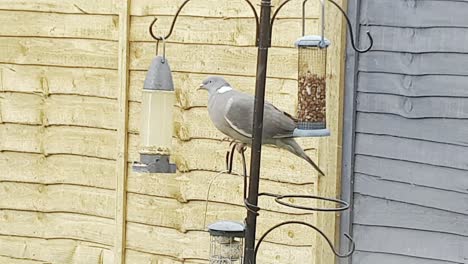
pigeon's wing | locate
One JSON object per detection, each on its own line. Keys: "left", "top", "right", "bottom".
{"left": 223, "top": 93, "right": 295, "bottom": 139}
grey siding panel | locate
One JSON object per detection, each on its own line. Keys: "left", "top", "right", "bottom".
{"left": 361, "top": 26, "right": 468, "bottom": 53}
{"left": 353, "top": 251, "right": 463, "bottom": 264}
{"left": 354, "top": 133, "right": 468, "bottom": 171}
{"left": 353, "top": 195, "right": 468, "bottom": 236}
{"left": 354, "top": 174, "right": 468, "bottom": 215}
{"left": 355, "top": 112, "right": 468, "bottom": 146}
{"left": 360, "top": 0, "right": 468, "bottom": 28}
{"left": 353, "top": 225, "right": 468, "bottom": 263}
{"left": 354, "top": 155, "right": 468, "bottom": 194}
{"left": 357, "top": 72, "right": 468, "bottom": 97}
{"left": 356, "top": 93, "right": 468, "bottom": 119}
{"left": 359, "top": 51, "right": 468, "bottom": 75}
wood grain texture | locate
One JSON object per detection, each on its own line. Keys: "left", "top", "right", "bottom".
{"left": 357, "top": 72, "right": 468, "bottom": 98}
{"left": 0, "top": 152, "right": 115, "bottom": 189}
{"left": 356, "top": 112, "right": 468, "bottom": 146}
{"left": 126, "top": 222, "right": 313, "bottom": 264}
{"left": 361, "top": 25, "right": 468, "bottom": 53}
{"left": 127, "top": 134, "right": 320, "bottom": 183}
{"left": 130, "top": 42, "right": 297, "bottom": 79}
{"left": 126, "top": 249, "right": 204, "bottom": 264}
{"left": 127, "top": 194, "right": 315, "bottom": 246}
{"left": 0, "top": 210, "right": 114, "bottom": 246}
{"left": 0, "top": 64, "right": 118, "bottom": 99}
{"left": 0, "top": 10, "right": 119, "bottom": 41}
{"left": 0, "top": 0, "right": 119, "bottom": 14}
{"left": 354, "top": 173, "right": 468, "bottom": 215}
{"left": 0, "top": 124, "right": 117, "bottom": 160}
{"left": 0, "top": 235, "right": 113, "bottom": 264}
{"left": 354, "top": 155, "right": 468, "bottom": 194}
{"left": 0, "top": 37, "right": 117, "bottom": 69}
{"left": 130, "top": 0, "right": 320, "bottom": 18}
{"left": 131, "top": 15, "right": 319, "bottom": 47}
{"left": 0, "top": 182, "right": 114, "bottom": 218}
{"left": 353, "top": 225, "right": 468, "bottom": 263}
{"left": 353, "top": 194, "right": 468, "bottom": 236}
{"left": 355, "top": 133, "right": 468, "bottom": 171}
{"left": 357, "top": 92, "right": 468, "bottom": 119}
{"left": 359, "top": 51, "right": 468, "bottom": 76}
{"left": 360, "top": 0, "right": 468, "bottom": 28}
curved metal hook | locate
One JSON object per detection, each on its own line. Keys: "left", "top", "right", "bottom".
{"left": 328, "top": 0, "right": 373, "bottom": 53}
{"left": 254, "top": 221, "right": 355, "bottom": 260}
{"left": 149, "top": 0, "right": 259, "bottom": 44}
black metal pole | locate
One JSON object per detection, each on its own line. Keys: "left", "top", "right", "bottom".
{"left": 244, "top": 1, "right": 271, "bottom": 263}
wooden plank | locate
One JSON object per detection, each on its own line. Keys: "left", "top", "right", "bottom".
{"left": 127, "top": 134, "right": 320, "bottom": 183}
{"left": 354, "top": 173, "right": 468, "bottom": 215}
{"left": 0, "top": 235, "right": 113, "bottom": 264}
{"left": 0, "top": 64, "right": 118, "bottom": 99}
{"left": 0, "top": 124, "right": 117, "bottom": 160}
{"left": 115, "top": 1, "right": 131, "bottom": 263}
{"left": 353, "top": 225, "right": 468, "bottom": 263}
{"left": 355, "top": 133, "right": 468, "bottom": 171}
{"left": 353, "top": 195, "right": 468, "bottom": 236}
{"left": 356, "top": 92, "right": 468, "bottom": 119}
{"left": 353, "top": 251, "right": 460, "bottom": 264}
{"left": 357, "top": 72, "right": 468, "bottom": 98}
{"left": 354, "top": 155, "right": 468, "bottom": 194}
{"left": 0, "top": 37, "right": 117, "bottom": 69}
{"left": 0, "top": 92, "right": 118, "bottom": 129}
{"left": 130, "top": 15, "right": 319, "bottom": 47}
{"left": 0, "top": 182, "right": 114, "bottom": 218}
{"left": 127, "top": 194, "right": 315, "bottom": 246}
{"left": 129, "top": 42, "right": 297, "bottom": 79}
{"left": 126, "top": 222, "right": 312, "bottom": 263}
{"left": 126, "top": 250, "right": 204, "bottom": 264}
{"left": 130, "top": 0, "right": 319, "bottom": 18}
{"left": 0, "top": 10, "right": 119, "bottom": 41}
{"left": 359, "top": 51, "right": 468, "bottom": 76}
{"left": 0, "top": 152, "right": 115, "bottom": 189}
{"left": 0, "top": 256, "right": 45, "bottom": 264}
{"left": 360, "top": 25, "right": 468, "bottom": 53}
{"left": 129, "top": 70, "right": 298, "bottom": 109}
{"left": 0, "top": 210, "right": 114, "bottom": 246}
{"left": 0, "top": 0, "right": 119, "bottom": 14}
{"left": 360, "top": 0, "right": 468, "bottom": 28}
{"left": 356, "top": 112, "right": 468, "bottom": 147}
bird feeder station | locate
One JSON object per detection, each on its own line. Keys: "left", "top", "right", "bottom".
{"left": 208, "top": 221, "right": 245, "bottom": 264}
{"left": 133, "top": 52, "right": 177, "bottom": 173}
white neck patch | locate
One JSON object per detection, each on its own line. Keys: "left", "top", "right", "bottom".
{"left": 217, "top": 86, "right": 233, "bottom": 94}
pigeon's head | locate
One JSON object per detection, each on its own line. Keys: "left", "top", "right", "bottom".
{"left": 199, "top": 76, "right": 231, "bottom": 95}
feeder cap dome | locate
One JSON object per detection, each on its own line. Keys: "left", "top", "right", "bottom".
{"left": 143, "top": 56, "right": 174, "bottom": 91}
{"left": 208, "top": 221, "right": 245, "bottom": 237}
{"left": 295, "top": 35, "right": 331, "bottom": 48}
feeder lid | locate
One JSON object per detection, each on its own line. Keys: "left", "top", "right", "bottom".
{"left": 143, "top": 56, "right": 174, "bottom": 91}
{"left": 295, "top": 35, "right": 331, "bottom": 48}
{"left": 208, "top": 221, "right": 245, "bottom": 237}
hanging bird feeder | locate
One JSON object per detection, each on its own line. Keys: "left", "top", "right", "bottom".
{"left": 293, "top": 0, "right": 330, "bottom": 137}
{"left": 133, "top": 39, "right": 176, "bottom": 173}
{"left": 208, "top": 221, "right": 245, "bottom": 264}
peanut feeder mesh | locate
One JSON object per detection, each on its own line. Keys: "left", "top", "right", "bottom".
{"left": 295, "top": 36, "right": 330, "bottom": 130}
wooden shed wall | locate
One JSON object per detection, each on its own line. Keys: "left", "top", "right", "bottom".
{"left": 0, "top": 1, "right": 347, "bottom": 263}
{"left": 342, "top": 0, "right": 468, "bottom": 263}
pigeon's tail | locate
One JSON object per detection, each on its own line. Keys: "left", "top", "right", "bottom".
{"left": 277, "top": 138, "right": 325, "bottom": 176}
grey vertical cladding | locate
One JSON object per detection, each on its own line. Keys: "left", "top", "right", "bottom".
{"left": 343, "top": 0, "right": 468, "bottom": 263}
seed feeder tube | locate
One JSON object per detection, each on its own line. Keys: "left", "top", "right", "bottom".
{"left": 133, "top": 55, "right": 176, "bottom": 173}
{"left": 208, "top": 221, "right": 245, "bottom": 264}
{"left": 293, "top": 35, "right": 331, "bottom": 137}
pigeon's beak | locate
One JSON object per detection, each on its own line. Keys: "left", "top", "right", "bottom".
{"left": 197, "top": 84, "right": 204, "bottom": 91}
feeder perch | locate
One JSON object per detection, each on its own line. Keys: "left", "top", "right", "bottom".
{"left": 133, "top": 55, "right": 176, "bottom": 173}
{"left": 208, "top": 221, "right": 245, "bottom": 264}
{"left": 293, "top": 35, "right": 331, "bottom": 137}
